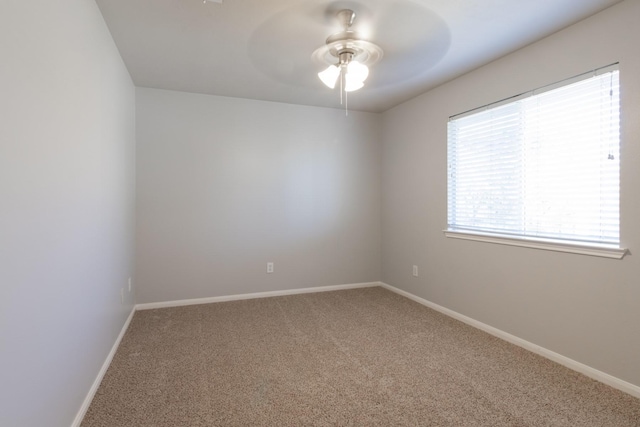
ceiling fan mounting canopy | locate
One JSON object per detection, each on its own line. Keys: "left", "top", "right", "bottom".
{"left": 322, "top": 9, "right": 383, "bottom": 68}
{"left": 336, "top": 8, "right": 356, "bottom": 28}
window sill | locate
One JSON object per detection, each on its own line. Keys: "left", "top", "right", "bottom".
{"left": 443, "top": 230, "right": 628, "bottom": 259}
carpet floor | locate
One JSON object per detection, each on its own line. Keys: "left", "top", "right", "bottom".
{"left": 81, "top": 287, "right": 640, "bottom": 426}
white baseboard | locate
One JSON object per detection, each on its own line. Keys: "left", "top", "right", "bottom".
{"left": 379, "top": 282, "right": 640, "bottom": 399}
{"left": 135, "top": 281, "right": 380, "bottom": 311}
{"left": 71, "top": 307, "right": 136, "bottom": 427}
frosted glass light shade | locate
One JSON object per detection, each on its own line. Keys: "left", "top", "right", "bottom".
{"left": 318, "top": 65, "right": 340, "bottom": 89}
{"left": 345, "top": 76, "right": 364, "bottom": 92}
{"left": 344, "top": 60, "right": 368, "bottom": 92}
{"left": 319, "top": 60, "right": 369, "bottom": 92}
{"left": 347, "top": 61, "right": 369, "bottom": 82}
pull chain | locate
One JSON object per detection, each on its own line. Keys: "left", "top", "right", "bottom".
{"left": 345, "top": 84, "right": 348, "bottom": 116}
{"left": 340, "top": 67, "right": 344, "bottom": 106}
{"left": 336, "top": 64, "right": 350, "bottom": 116}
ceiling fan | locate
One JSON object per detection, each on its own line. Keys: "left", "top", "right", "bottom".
{"left": 246, "top": 0, "right": 448, "bottom": 112}
{"left": 315, "top": 9, "right": 383, "bottom": 93}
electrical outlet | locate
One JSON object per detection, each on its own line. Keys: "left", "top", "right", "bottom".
{"left": 412, "top": 265, "right": 418, "bottom": 277}
{"left": 267, "top": 262, "right": 274, "bottom": 273}
{"left": 128, "top": 277, "right": 132, "bottom": 292}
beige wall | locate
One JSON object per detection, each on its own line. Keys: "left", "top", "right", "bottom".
{"left": 381, "top": 0, "right": 640, "bottom": 388}
{"left": 0, "top": 1, "right": 136, "bottom": 426}
{"left": 135, "top": 88, "right": 381, "bottom": 303}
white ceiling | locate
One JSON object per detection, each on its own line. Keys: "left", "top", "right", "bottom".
{"left": 95, "top": 0, "right": 622, "bottom": 113}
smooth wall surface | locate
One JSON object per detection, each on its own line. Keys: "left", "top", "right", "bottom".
{"left": 136, "top": 88, "right": 381, "bottom": 303}
{"left": 381, "top": 0, "right": 640, "bottom": 388}
{"left": 0, "top": 1, "right": 136, "bottom": 426}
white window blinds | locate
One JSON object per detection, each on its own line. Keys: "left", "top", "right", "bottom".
{"left": 447, "top": 65, "right": 620, "bottom": 247}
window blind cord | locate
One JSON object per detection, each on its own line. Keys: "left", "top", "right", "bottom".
{"left": 608, "top": 72, "right": 615, "bottom": 160}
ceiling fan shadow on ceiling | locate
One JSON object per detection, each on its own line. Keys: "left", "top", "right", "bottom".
{"left": 313, "top": 8, "right": 383, "bottom": 115}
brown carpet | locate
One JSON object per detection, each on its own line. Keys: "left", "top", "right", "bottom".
{"left": 81, "top": 287, "right": 640, "bottom": 426}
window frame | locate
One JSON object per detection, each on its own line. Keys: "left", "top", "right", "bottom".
{"left": 444, "top": 64, "right": 628, "bottom": 259}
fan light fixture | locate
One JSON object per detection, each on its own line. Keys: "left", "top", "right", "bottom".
{"left": 319, "top": 59, "right": 369, "bottom": 91}
{"left": 316, "top": 9, "right": 383, "bottom": 112}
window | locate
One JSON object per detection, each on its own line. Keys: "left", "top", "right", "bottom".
{"left": 446, "top": 64, "right": 627, "bottom": 259}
